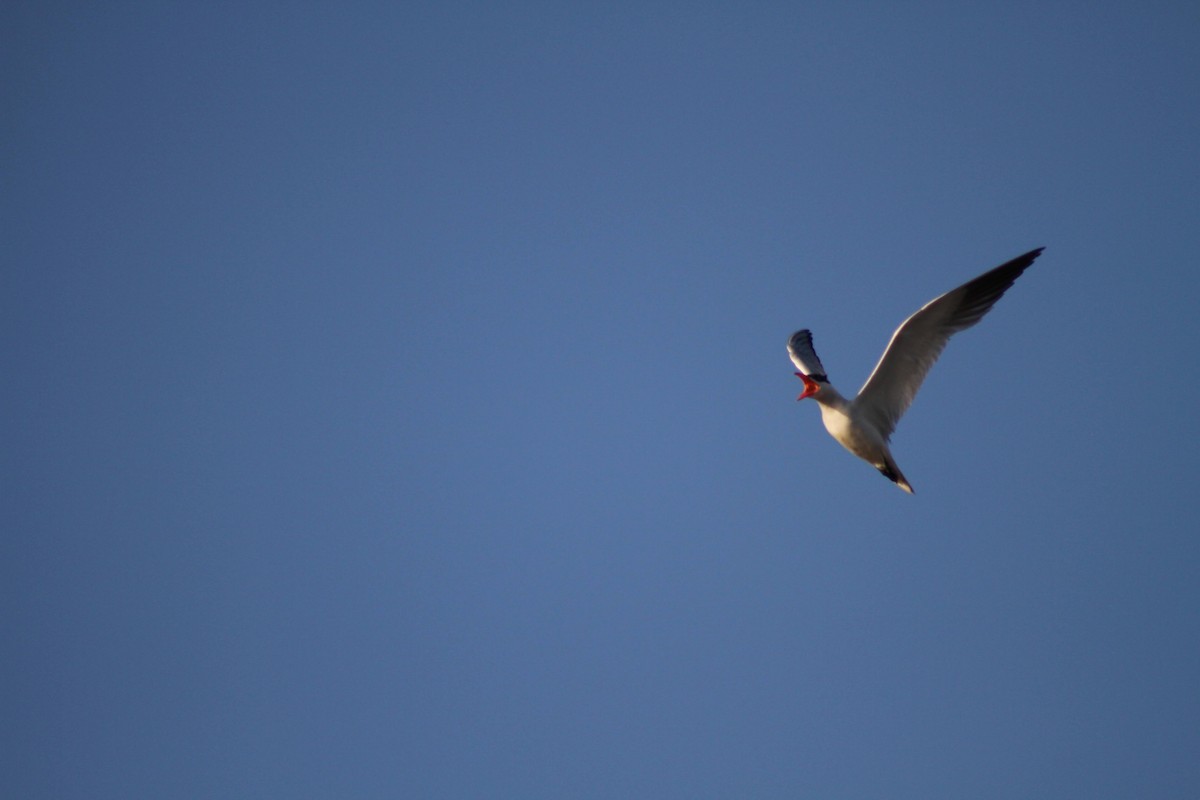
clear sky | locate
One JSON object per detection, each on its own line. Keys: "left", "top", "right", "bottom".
{"left": 5, "top": 3, "right": 1199, "bottom": 798}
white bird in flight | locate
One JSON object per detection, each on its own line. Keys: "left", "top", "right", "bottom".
{"left": 788, "top": 248, "right": 1044, "bottom": 493}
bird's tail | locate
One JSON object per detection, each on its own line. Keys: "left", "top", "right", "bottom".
{"left": 878, "top": 455, "right": 915, "bottom": 494}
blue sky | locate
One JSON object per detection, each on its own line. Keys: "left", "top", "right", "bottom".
{"left": 4, "top": 3, "right": 1199, "bottom": 797}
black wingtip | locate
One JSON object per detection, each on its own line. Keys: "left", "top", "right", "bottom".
{"left": 1014, "top": 246, "right": 1046, "bottom": 268}
{"left": 1004, "top": 247, "right": 1045, "bottom": 270}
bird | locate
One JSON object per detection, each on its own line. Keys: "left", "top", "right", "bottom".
{"left": 788, "top": 247, "right": 1044, "bottom": 493}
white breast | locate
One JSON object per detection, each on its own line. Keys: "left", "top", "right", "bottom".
{"left": 819, "top": 403, "right": 887, "bottom": 464}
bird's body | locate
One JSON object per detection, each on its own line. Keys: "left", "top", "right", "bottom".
{"left": 802, "top": 378, "right": 913, "bottom": 493}
{"left": 788, "top": 248, "right": 1044, "bottom": 493}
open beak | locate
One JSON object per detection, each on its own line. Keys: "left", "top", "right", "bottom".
{"left": 794, "top": 372, "right": 820, "bottom": 401}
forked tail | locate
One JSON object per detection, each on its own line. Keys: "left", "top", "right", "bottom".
{"left": 878, "top": 455, "right": 915, "bottom": 494}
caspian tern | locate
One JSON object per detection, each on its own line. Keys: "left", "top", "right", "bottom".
{"left": 788, "top": 247, "right": 1044, "bottom": 493}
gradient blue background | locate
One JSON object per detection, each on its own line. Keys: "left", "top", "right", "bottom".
{"left": 5, "top": 3, "right": 1199, "bottom": 797}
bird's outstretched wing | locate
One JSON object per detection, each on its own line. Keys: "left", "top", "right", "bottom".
{"left": 787, "top": 329, "right": 828, "bottom": 381}
{"left": 853, "top": 247, "right": 1044, "bottom": 441}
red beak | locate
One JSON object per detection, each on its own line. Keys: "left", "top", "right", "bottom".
{"left": 794, "top": 372, "right": 820, "bottom": 401}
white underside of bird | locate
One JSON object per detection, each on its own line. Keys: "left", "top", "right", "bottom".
{"left": 788, "top": 247, "right": 1044, "bottom": 493}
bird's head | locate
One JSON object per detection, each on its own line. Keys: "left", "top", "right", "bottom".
{"left": 794, "top": 372, "right": 822, "bottom": 401}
